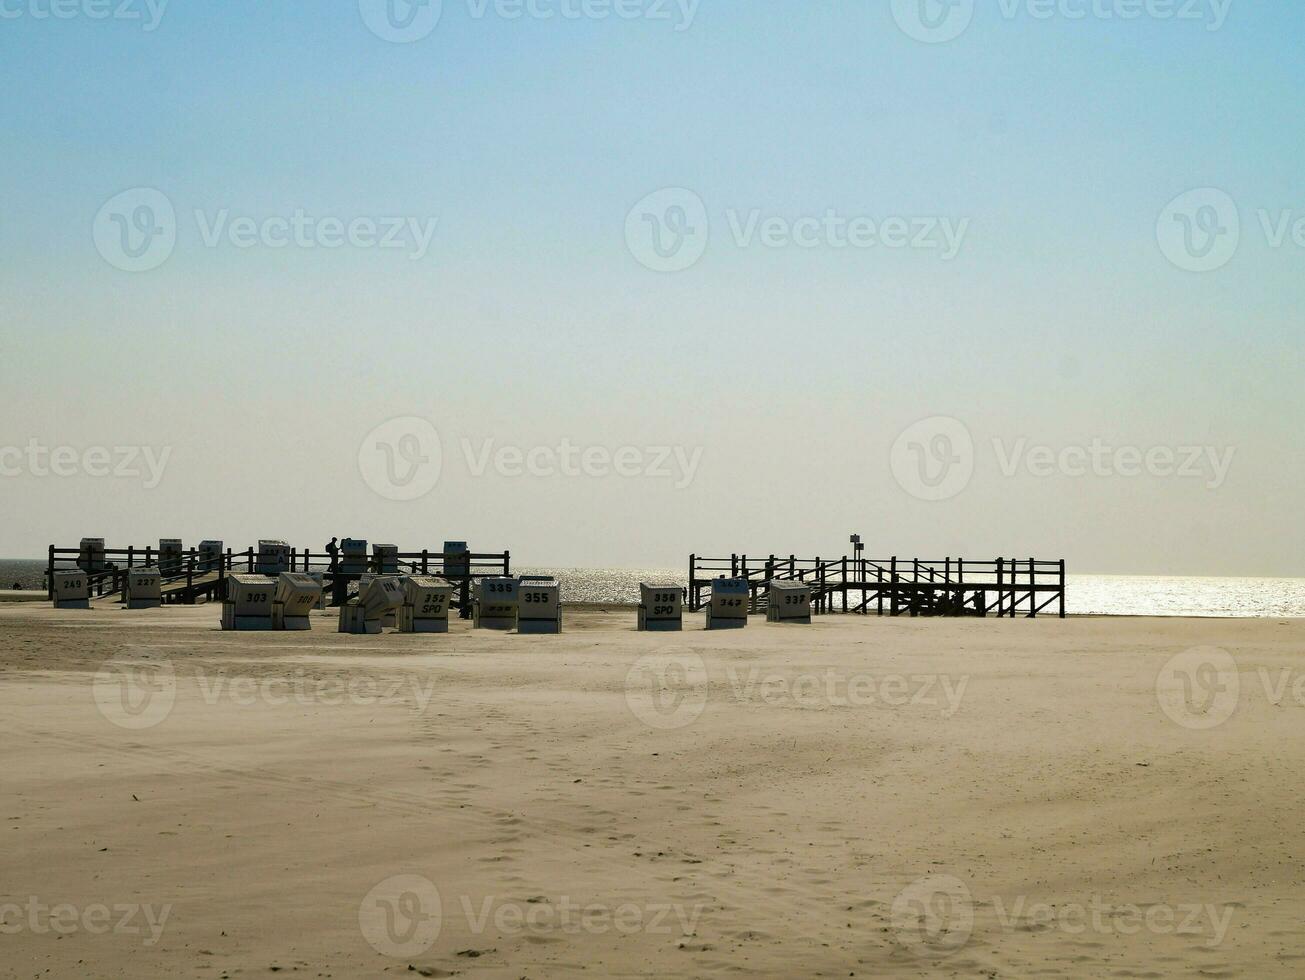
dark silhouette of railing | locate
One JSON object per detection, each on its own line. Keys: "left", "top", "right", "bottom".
{"left": 688, "top": 553, "right": 1066, "bottom": 618}
{"left": 46, "top": 544, "right": 510, "bottom": 617}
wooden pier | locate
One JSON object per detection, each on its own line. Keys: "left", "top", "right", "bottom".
{"left": 689, "top": 553, "right": 1066, "bottom": 618}
{"left": 46, "top": 544, "right": 511, "bottom": 618}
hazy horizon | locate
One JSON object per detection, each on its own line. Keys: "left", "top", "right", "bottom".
{"left": 3, "top": 2, "right": 1302, "bottom": 576}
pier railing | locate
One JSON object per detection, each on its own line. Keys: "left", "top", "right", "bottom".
{"left": 689, "top": 553, "right": 1066, "bottom": 618}
{"left": 46, "top": 545, "right": 511, "bottom": 616}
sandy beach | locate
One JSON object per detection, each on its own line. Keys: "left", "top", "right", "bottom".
{"left": 2, "top": 602, "right": 1303, "bottom": 978}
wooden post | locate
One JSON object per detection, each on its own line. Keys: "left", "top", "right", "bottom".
{"left": 1028, "top": 558, "right": 1036, "bottom": 618}
{"left": 46, "top": 545, "right": 56, "bottom": 600}
{"left": 1010, "top": 559, "right": 1018, "bottom": 618}
{"left": 996, "top": 558, "right": 1004, "bottom": 617}
{"left": 1059, "top": 559, "right": 1067, "bottom": 619}
{"left": 689, "top": 554, "right": 696, "bottom": 611}
{"left": 890, "top": 557, "right": 899, "bottom": 616}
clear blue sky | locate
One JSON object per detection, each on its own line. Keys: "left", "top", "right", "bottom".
{"left": 1, "top": 1, "right": 1302, "bottom": 573}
